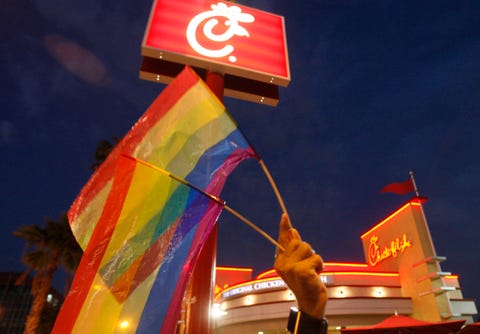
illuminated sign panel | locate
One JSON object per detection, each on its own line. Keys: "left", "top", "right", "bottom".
{"left": 217, "top": 275, "right": 333, "bottom": 300}
{"left": 361, "top": 202, "right": 422, "bottom": 272}
{"left": 222, "top": 279, "right": 287, "bottom": 298}
{"left": 142, "top": 0, "right": 290, "bottom": 86}
{"left": 360, "top": 199, "right": 436, "bottom": 272}
{"left": 360, "top": 198, "right": 465, "bottom": 321}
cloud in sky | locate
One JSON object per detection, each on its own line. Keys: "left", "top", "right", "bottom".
{"left": 44, "top": 34, "right": 111, "bottom": 86}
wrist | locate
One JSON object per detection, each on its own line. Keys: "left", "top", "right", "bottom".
{"left": 297, "top": 296, "right": 327, "bottom": 320}
{"left": 297, "top": 303, "right": 325, "bottom": 320}
{"left": 287, "top": 307, "right": 328, "bottom": 334}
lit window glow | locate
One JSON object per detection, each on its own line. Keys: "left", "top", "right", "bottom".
{"left": 283, "top": 290, "right": 295, "bottom": 301}
{"left": 245, "top": 295, "right": 255, "bottom": 305}
{"left": 336, "top": 288, "right": 347, "bottom": 298}
{"left": 373, "top": 287, "right": 384, "bottom": 297}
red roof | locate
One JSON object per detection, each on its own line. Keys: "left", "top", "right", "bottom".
{"left": 455, "top": 322, "right": 480, "bottom": 334}
{"left": 341, "top": 315, "right": 465, "bottom": 334}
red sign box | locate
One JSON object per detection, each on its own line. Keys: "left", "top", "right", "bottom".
{"left": 142, "top": 0, "right": 290, "bottom": 87}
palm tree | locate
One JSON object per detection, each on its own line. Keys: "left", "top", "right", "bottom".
{"left": 13, "top": 212, "right": 83, "bottom": 334}
{"left": 13, "top": 138, "right": 119, "bottom": 333}
{"left": 90, "top": 137, "right": 120, "bottom": 171}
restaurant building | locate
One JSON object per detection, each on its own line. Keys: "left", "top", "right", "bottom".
{"left": 0, "top": 272, "right": 63, "bottom": 334}
{"left": 213, "top": 197, "right": 478, "bottom": 333}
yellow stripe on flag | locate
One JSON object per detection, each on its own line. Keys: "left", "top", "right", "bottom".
{"left": 100, "top": 164, "right": 175, "bottom": 265}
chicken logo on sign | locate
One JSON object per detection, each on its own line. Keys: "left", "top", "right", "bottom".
{"left": 186, "top": 2, "right": 255, "bottom": 63}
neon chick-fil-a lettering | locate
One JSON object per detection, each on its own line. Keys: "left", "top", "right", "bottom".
{"left": 368, "top": 234, "right": 412, "bottom": 266}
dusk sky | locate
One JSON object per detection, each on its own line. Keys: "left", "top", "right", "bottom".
{"left": 2, "top": 0, "right": 479, "bottom": 317}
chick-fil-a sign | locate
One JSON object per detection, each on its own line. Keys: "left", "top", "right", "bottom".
{"left": 368, "top": 234, "right": 413, "bottom": 267}
{"left": 142, "top": 0, "right": 290, "bottom": 86}
{"left": 186, "top": 2, "right": 254, "bottom": 63}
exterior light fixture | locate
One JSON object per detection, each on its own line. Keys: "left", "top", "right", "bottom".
{"left": 118, "top": 320, "right": 130, "bottom": 329}
{"left": 212, "top": 303, "right": 227, "bottom": 318}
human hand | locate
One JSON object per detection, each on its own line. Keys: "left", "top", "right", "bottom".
{"left": 274, "top": 214, "right": 327, "bottom": 320}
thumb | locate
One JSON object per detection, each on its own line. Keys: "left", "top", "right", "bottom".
{"left": 277, "top": 214, "right": 291, "bottom": 246}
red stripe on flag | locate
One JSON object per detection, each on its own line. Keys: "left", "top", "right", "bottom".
{"left": 52, "top": 158, "right": 137, "bottom": 333}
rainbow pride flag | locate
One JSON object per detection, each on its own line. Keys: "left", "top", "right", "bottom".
{"left": 56, "top": 66, "right": 257, "bottom": 333}
{"left": 68, "top": 65, "right": 257, "bottom": 250}
{"left": 53, "top": 155, "right": 224, "bottom": 333}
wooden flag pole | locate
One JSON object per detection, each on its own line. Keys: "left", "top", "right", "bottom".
{"left": 126, "top": 155, "right": 285, "bottom": 252}
{"left": 223, "top": 205, "right": 284, "bottom": 252}
{"left": 258, "top": 159, "right": 292, "bottom": 228}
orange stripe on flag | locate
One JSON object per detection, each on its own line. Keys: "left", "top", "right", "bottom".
{"left": 109, "top": 216, "right": 182, "bottom": 303}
